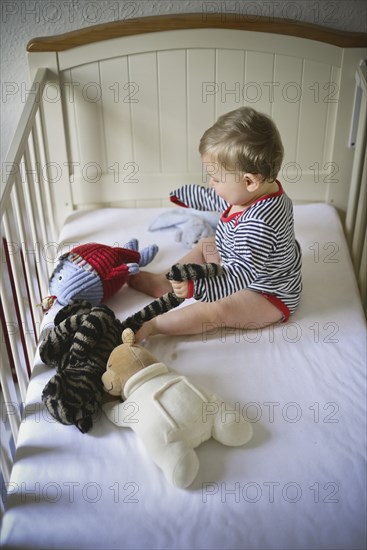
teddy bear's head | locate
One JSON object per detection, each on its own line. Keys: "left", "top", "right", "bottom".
{"left": 101, "top": 328, "right": 158, "bottom": 398}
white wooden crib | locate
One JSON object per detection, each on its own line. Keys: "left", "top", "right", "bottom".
{"left": 1, "top": 13, "right": 366, "bottom": 550}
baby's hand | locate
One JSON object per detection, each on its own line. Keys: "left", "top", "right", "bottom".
{"left": 170, "top": 280, "right": 189, "bottom": 298}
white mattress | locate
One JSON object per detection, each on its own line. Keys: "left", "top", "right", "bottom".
{"left": 1, "top": 203, "right": 366, "bottom": 550}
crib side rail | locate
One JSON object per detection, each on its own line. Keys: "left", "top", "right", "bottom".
{"left": 345, "top": 61, "right": 367, "bottom": 314}
{"left": 0, "top": 67, "right": 56, "bottom": 508}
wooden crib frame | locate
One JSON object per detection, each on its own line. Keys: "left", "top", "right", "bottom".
{"left": 1, "top": 13, "right": 366, "bottom": 512}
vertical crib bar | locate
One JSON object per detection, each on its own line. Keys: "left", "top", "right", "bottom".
{"left": 345, "top": 64, "right": 367, "bottom": 249}
{"left": 35, "top": 107, "right": 58, "bottom": 247}
{"left": 0, "top": 419, "right": 14, "bottom": 484}
{"left": 2, "top": 212, "right": 33, "bottom": 396}
{"left": 12, "top": 173, "right": 40, "bottom": 346}
{"left": 351, "top": 147, "right": 367, "bottom": 274}
{"left": 30, "top": 125, "right": 53, "bottom": 295}
{"left": 0, "top": 265, "right": 30, "bottom": 403}
{"left": 0, "top": 296, "right": 21, "bottom": 445}
{"left": 358, "top": 236, "right": 367, "bottom": 309}
{"left": 22, "top": 142, "right": 45, "bottom": 327}
{"left": 0, "top": 327, "right": 21, "bottom": 443}
{"left": 0, "top": 312, "right": 17, "bottom": 510}
{"left": 345, "top": 63, "right": 367, "bottom": 313}
{"left": 2, "top": 236, "right": 31, "bottom": 381}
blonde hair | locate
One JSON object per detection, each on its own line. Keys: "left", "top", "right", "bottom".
{"left": 199, "top": 107, "right": 284, "bottom": 182}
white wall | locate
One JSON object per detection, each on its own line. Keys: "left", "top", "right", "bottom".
{"left": 1, "top": 0, "right": 366, "bottom": 166}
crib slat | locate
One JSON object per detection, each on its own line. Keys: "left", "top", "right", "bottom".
{"left": 0, "top": 299, "right": 22, "bottom": 447}
{"left": 346, "top": 65, "right": 367, "bottom": 247}
{"left": 99, "top": 57, "right": 134, "bottom": 174}
{"left": 0, "top": 420, "right": 14, "bottom": 485}
{"left": 30, "top": 125, "right": 49, "bottom": 254}
{"left": 2, "top": 212, "right": 32, "bottom": 399}
{"left": 129, "top": 53, "right": 160, "bottom": 172}
{"left": 28, "top": 127, "right": 51, "bottom": 297}
{"left": 351, "top": 147, "right": 367, "bottom": 275}
{"left": 12, "top": 174, "right": 40, "bottom": 345}
{"left": 0, "top": 282, "right": 28, "bottom": 407}
{"left": 24, "top": 144, "right": 42, "bottom": 322}
{"left": 186, "top": 49, "right": 215, "bottom": 173}
{"left": 358, "top": 234, "right": 367, "bottom": 311}
{"left": 0, "top": 269, "right": 30, "bottom": 402}
{"left": 34, "top": 108, "right": 58, "bottom": 248}
{"left": 0, "top": 336, "right": 21, "bottom": 444}
{"left": 22, "top": 144, "right": 44, "bottom": 327}
{"left": 157, "top": 49, "right": 188, "bottom": 172}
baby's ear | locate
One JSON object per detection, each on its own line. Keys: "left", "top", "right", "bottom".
{"left": 122, "top": 328, "right": 135, "bottom": 345}
{"left": 243, "top": 173, "right": 263, "bottom": 191}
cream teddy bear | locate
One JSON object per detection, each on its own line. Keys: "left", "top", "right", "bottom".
{"left": 102, "top": 329, "right": 253, "bottom": 489}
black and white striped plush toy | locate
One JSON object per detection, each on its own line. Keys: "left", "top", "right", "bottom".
{"left": 121, "top": 262, "right": 224, "bottom": 333}
{"left": 39, "top": 300, "right": 123, "bottom": 433}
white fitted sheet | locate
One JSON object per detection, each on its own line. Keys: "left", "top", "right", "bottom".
{"left": 1, "top": 203, "right": 366, "bottom": 550}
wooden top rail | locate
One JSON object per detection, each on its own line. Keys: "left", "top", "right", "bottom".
{"left": 27, "top": 13, "right": 367, "bottom": 52}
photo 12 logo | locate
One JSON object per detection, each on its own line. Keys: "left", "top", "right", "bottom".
{"left": 202, "top": 81, "right": 339, "bottom": 105}
{"left": 1, "top": 1, "right": 140, "bottom": 24}
{"left": 201, "top": 400, "right": 340, "bottom": 425}
{"left": 201, "top": 1, "right": 340, "bottom": 26}
{"left": 2, "top": 480, "right": 140, "bottom": 504}
{"left": 201, "top": 480, "right": 340, "bottom": 504}
{"left": 1, "top": 80, "right": 140, "bottom": 105}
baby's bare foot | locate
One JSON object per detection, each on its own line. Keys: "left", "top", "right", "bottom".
{"left": 134, "top": 319, "right": 157, "bottom": 342}
{"left": 128, "top": 271, "right": 171, "bottom": 298}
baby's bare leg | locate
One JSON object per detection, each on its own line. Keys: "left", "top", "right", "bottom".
{"left": 135, "top": 289, "right": 284, "bottom": 340}
{"left": 128, "top": 272, "right": 171, "bottom": 298}
{"left": 185, "top": 236, "right": 220, "bottom": 264}
{"left": 129, "top": 237, "right": 219, "bottom": 297}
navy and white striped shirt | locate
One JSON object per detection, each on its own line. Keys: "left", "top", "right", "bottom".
{"left": 170, "top": 182, "right": 302, "bottom": 313}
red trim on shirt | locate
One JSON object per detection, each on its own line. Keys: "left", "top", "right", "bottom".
{"left": 259, "top": 291, "right": 290, "bottom": 322}
{"left": 186, "top": 280, "right": 194, "bottom": 299}
{"left": 221, "top": 180, "right": 284, "bottom": 223}
{"left": 170, "top": 195, "right": 189, "bottom": 208}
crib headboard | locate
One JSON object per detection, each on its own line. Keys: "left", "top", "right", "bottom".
{"left": 25, "top": 14, "right": 367, "bottom": 230}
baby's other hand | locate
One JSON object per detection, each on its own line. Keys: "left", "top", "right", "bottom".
{"left": 170, "top": 280, "right": 189, "bottom": 298}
